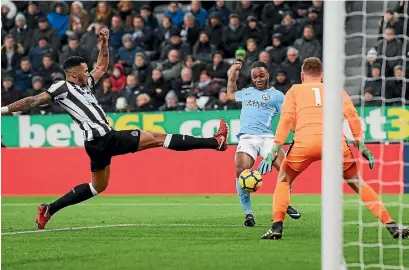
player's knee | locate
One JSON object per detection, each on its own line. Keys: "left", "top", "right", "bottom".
{"left": 152, "top": 133, "right": 166, "bottom": 147}
{"left": 236, "top": 167, "right": 246, "bottom": 178}
{"left": 92, "top": 178, "right": 109, "bottom": 193}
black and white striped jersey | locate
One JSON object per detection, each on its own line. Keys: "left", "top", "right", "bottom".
{"left": 46, "top": 75, "right": 112, "bottom": 141}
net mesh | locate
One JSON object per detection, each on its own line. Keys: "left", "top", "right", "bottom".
{"left": 343, "top": 1, "right": 408, "bottom": 269}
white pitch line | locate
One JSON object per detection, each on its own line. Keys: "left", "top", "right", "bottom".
{"left": 1, "top": 203, "right": 322, "bottom": 207}
{"left": 1, "top": 223, "right": 243, "bottom": 236}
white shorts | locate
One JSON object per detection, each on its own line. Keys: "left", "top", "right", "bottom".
{"left": 235, "top": 134, "right": 274, "bottom": 161}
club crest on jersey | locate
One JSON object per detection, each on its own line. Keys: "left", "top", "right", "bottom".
{"left": 262, "top": 94, "right": 270, "bottom": 100}
{"left": 131, "top": 130, "right": 139, "bottom": 137}
{"left": 84, "top": 93, "right": 98, "bottom": 105}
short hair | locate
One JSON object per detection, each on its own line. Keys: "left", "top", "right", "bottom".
{"left": 385, "top": 26, "right": 395, "bottom": 33}
{"left": 5, "top": 34, "right": 13, "bottom": 40}
{"left": 63, "top": 56, "right": 86, "bottom": 71}
{"left": 213, "top": 51, "right": 223, "bottom": 58}
{"left": 250, "top": 61, "right": 269, "bottom": 71}
{"left": 43, "top": 53, "right": 53, "bottom": 60}
{"left": 304, "top": 24, "right": 314, "bottom": 32}
{"left": 133, "top": 15, "right": 143, "bottom": 21}
{"left": 184, "top": 13, "right": 195, "bottom": 21}
{"left": 302, "top": 57, "right": 322, "bottom": 76}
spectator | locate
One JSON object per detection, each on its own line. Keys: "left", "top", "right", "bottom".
{"left": 281, "top": 47, "right": 302, "bottom": 83}
{"left": 161, "top": 49, "right": 183, "bottom": 81}
{"left": 90, "top": 1, "right": 114, "bottom": 26}
{"left": 259, "top": 51, "right": 277, "bottom": 79}
{"left": 266, "top": 33, "right": 287, "bottom": 65}
{"left": 394, "top": 0, "right": 409, "bottom": 38}
{"left": 299, "top": 7, "right": 323, "bottom": 43}
{"left": 273, "top": 69, "right": 292, "bottom": 94}
{"left": 188, "top": 1, "right": 208, "bottom": 29}
{"left": 261, "top": 0, "right": 290, "bottom": 32}
{"left": 80, "top": 19, "right": 105, "bottom": 61}
{"left": 180, "top": 13, "right": 201, "bottom": 47}
{"left": 67, "top": 1, "right": 90, "bottom": 37}
{"left": 206, "top": 51, "right": 229, "bottom": 80}
{"left": 109, "top": 15, "right": 126, "bottom": 52}
{"left": 311, "top": 0, "right": 324, "bottom": 18}
{"left": 291, "top": 2, "right": 310, "bottom": 20}
{"left": 205, "top": 12, "right": 223, "bottom": 50}
{"left": 132, "top": 52, "right": 152, "bottom": 85}
{"left": 365, "top": 48, "right": 378, "bottom": 78}
{"left": 273, "top": 12, "right": 299, "bottom": 47}
{"left": 222, "top": 13, "right": 245, "bottom": 57}
{"left": 38, "top": 54, "right": 61, "bottom": 88}
{"left": 154, "top": 15, "right": 177, "bottom": 50}
{"left": 183, "top": 55, "right": 204, "bottom": 83}
{"left": 95, "top": 77, "right": 117, "bottom": 112}
{"left": 192, "top": 71, "right": 223, "bottom": 98}
{"left": 47, "top": 1, "right": 69, "bottom": 38}
{"left": 243, "top": 16, "right": 268, "bottom": 49}
{"left": 185, "top": 94, "right": 200, "bottom": 111}
{"left": 132, "top": 93, "right": 156, "bottom": 112}
{"left": 234, "top": 0, "right": 257, "bottom": 22}
{"left": 25, "top": 76, "right": 45, "bottom": 98}
{"left": 117, "top": 33, "right": 137, "bottom": 75}
{"left": 385, "top": 65, "right": 407, "bottom": 105}
{"left": 110, "top": 63, "right": 127, "bottom": 92}
{"left": 117, "top": 1, "right": 134, "bottom": 29}
{"left": 208, "top": 0, "right": 230, "bottom": 24}
{"left": 193, "top": 31, "right": 214, "bottom": 63}
{"left": 115, "top": 96, "right": 129, "bottom": 112}
{"left": 28, "top": 36, "right": 53, "bottom": 71}
{"left": 376, "top": 27, "right": 403, "bottom": 77}
{"left": 293, "top": 25, "right": 322, "bottom": 61}
{"left": 245, "top": 38, "right": 259, "bottom": 64}
{"left": 364, "top": 64, "right": 383, "bottom": 106}
{"left": 1, "top": 76, "right": 19, "bottom": 108}
{"left": 24, "top": 1, "right": 45, "bottom": 30}
{"left": 1, "top": 35, "right": 23, "bottom": 74}
{"left": 159, "top": 91, "right": 185, "bottom": 111}
{"left": 10, "top": 13, "right": 33, "bottom": 55}
{"left": 31, "top": 17, "right": 60, "bottom": 53}
{"left": 143, "top": 69, "right": 170, "bottom": 107}
{"left": 26, "top": 76, "right": 55, "bottom": 116}
{"left": 140, "top": 5, "right": 158, "bottom": 30}
{"left": 14, "top": 57, "right": 34, "bottom": 93}
{"left": 235, "top": 47, "right": 251, "bottom": 89}
{"left": 171, "top": 68, "right": 195, "bottom": 102}
{"left": 131, "top": 15, "right": 153, "bottom": 51}
{"left": 1, "top": 1, "right": 17, "bottom": 32}
{"left": 378, "top": 9, "right": 403, "bottom": 40}
{"left": 206, "top": 89, "right": 238, "bottom": 110}
{"left": 59, "top": 36, "right": 89, "bottom": 66}
{"left": 123, "top": 74, "right": 141, "bottom": 101}
{"left": 164, "top": 1, "right": 185, "bottom": 28}
{"left": 160, "top": 29, "right": 192, "bottom": 61}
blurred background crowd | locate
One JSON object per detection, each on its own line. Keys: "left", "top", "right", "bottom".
{"left": 0, "top": 1, "right": 407, "bottom": 115}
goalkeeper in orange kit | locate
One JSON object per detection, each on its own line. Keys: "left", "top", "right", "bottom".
{"left": 258, "top": 57, "right": 409, "bottom": 240}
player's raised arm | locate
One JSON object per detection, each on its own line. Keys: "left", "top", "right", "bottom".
{"left": 274, "top": 87, "right": 296, "bottom": 146}
{"left": 90, "top": 27, "right": 110, "bottom": 84}
{"left": 227, "top": 61, "right": 242, "bottom": 100}
{"left": 342, "top": 90, "right": 374, "bottom": 168}
{"left": 1, "top": 92, "right": 52, "bottom": 115}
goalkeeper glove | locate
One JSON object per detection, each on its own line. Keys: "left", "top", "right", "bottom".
{"left": 355, "top": 141, "right": 374, "bottom": 169}
{"left": 258, "top": 144, "right": 281, "bottom": 175}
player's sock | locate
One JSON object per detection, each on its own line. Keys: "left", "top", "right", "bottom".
{"left": 236, "top": 178, "right": 253, "bottom": 214}
{"left": 48, "top": 183, "right": 98, "bottom": 215}
{"left": 273, "top": 182, "right": 291, "bottom": 222}
{"left": 163, "top": 134, "right": 218, "bottom": 151}
{"left": 359, "top": 184, "right": 394, "bottom": 224}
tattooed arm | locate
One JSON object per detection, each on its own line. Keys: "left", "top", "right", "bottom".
{"left": 227, "top": 61, "right": 242, "bottom": 100}
{"left": 1, "top": 92, "right": 52, "bottom": 115}
{"left": 90, "top": 27, "right": 110, "bottom": 84}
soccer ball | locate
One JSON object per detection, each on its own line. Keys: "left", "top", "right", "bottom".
{"left": 238, "top": 169, "right": 263, "bottom": 192}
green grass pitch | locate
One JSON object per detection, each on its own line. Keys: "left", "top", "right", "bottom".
{"left": 2, "top": 195, "right": 409, "bottom": 270}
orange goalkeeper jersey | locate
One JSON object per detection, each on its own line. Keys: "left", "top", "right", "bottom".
{"left": 274, "top": 82, "right": 363, "bottom": 146}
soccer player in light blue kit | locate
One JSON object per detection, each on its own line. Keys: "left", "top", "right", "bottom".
{"left": 227, "top": 61, "right": 301, "bottom": 226}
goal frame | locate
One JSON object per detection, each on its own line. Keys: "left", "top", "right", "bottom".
{"left": 322, "top": 1, "right": 346, "bottom": 269}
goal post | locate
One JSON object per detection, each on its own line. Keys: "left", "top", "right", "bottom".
{"left": 322, "top": 1, "right": 346, "bottom": 269}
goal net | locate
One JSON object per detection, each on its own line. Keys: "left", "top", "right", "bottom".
{"left": 326, "top": 0, "right": 409, "bottom": 269}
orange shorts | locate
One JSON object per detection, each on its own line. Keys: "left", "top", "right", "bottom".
{"left": 281, "top": 142, "right": 358, "bottom": 180}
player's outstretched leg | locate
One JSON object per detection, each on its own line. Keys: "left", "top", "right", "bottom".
{"left": 138, "top": 119, "right": 228, "bottom": 152}
{"left": 235, "top": 152, "right": 256, "bottom": 226}
{"left": 37, "top": 166, "right": 110, "bottom": 229}
{"left": 344, "top": 168, "right": 409, "bottom": 239}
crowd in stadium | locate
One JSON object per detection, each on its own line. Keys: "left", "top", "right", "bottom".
{"left": 0, "top": 0, "right": 407, "bottom": 115}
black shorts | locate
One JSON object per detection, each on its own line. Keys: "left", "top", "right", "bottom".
{"left": 84, "top": 129, "right": 141, "bottom": 172}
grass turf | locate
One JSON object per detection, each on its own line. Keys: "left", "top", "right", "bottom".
{"left": 2, "top": 195, "right": 409, "bottom": 270}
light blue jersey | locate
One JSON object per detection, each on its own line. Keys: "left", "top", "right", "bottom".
{"left": 235, "top": 87, "right": 284, "bottom": 138}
